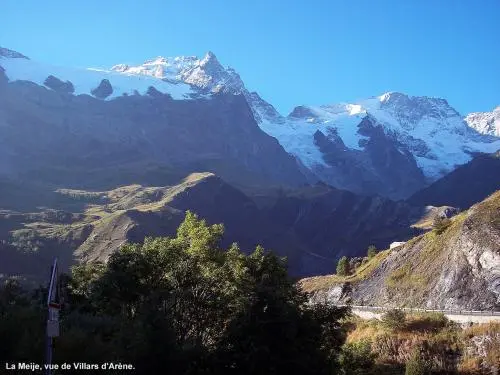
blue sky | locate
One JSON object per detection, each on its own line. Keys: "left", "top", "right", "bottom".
{"left": 2, "top": 0, "right": 499, "bottom": 115}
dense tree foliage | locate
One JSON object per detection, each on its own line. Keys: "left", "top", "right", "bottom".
{"left": 0, "top": 211, "right": 349, "bottom": 375}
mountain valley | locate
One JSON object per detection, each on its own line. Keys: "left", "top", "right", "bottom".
{"left": 0, "top": 46, "right": 498, "bottom": 292}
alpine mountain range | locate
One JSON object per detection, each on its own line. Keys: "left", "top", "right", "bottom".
{"left": 0, "top": 46, "right": 499, "bottom": 279}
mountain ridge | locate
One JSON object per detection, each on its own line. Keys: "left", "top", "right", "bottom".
{"left": 0, "top": 171, "right": 425, "bottom": 280}
{"left": 1, "top": 45, "right": 498, "bottom": 200}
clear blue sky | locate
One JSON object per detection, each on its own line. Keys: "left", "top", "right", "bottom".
{"left": 2, "top": 0, "right": 499, "bottom": 115}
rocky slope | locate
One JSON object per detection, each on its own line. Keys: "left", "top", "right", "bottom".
{"left": 300, "top": 190, "right": 500, "bottom": 310}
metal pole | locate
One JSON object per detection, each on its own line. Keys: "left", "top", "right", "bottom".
{"left": 46, "top": 336, "right": 52, "bottom": 375}
{"left": 46, "top": 258, "right": 58, "bottom": 375}
{"left": 46, "top": 262, "right": 53, "bottom": 375}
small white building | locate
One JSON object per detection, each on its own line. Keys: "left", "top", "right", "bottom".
{"left": 390, "top": 241, "right": 406, "bottom": 249}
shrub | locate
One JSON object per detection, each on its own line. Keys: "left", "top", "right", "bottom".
{"left": 405, "top": 348, "right": 430, "bottom": 375}
{"left": 433, "top": 216, "right": 452, "bottom": 234}
{"left": 381, "top": 309, "right": 407, "bottom": 331}
{"left": 367, "top": 245, "right": 377, "bottom": 259}
{"left": 406, "top": 312, "right": 450, "bottom": 333}
{"left": 340, "top": 340, "right": 377, "bottom": 375}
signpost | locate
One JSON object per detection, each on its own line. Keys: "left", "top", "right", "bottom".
{"left": 46, "top": 258, "right": 60, "bottom": 375}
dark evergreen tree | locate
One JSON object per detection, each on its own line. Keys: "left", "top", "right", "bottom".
{"left": 336, "top": 256, "right": 350, "bottom": 276}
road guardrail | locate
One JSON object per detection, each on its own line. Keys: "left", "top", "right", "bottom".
{"left": 336, "top": 304, "right": 500, "bottom": 317}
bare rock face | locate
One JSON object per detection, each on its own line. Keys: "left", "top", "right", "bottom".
{"left": 426, "top": 198, "right": 500, "bottom": 309}
{"left": 43, "top": 75, "right": 75, "bottom": 94}
{"left": 302, "top": 191, "right": 500, "bottom": 310}
{"left": 312, "top": 116, "right": 426, "bottom": 199}
{"left": 0, "top": 79, "right": 307, "bottom": 190}
{"left": 91, "top": 79, "right": 113, "bottom": 99}
{"left": 146, "top": 85, "right": 164, "bottom": 98}
{"left": 289, "top": 106, "right": 318, "bottom": 120}
{"left": 380, "top": 92, "right": 461, "bottom": 130}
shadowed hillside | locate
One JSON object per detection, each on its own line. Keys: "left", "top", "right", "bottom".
{"left": 408, "top": 151, "right": 500, "bottom": 209}
{"left": 0, "top": 173, "right": 422, "bottom": 280}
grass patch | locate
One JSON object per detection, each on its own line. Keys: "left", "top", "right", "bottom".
{"left": 351, "top": 250, "right": 390, "bottom": 280}
{"left": 344, "top": 313, "right": 466, "bottom": 372}
{"left": 300, "top": 250, "right": 390, "bottom": 293}
{"left": 299, "top": 274, "right": 344, "bottom": 293}
{"left": 470, "top": 190, "right": 500, "bottom": 231}
{"left": 384, "top": 213, "right": 467, "bottom": 301}
{"left": 385, "top": 264, "right": 426, "bottom": 291}
{"left": 419, "top": 212, "right": 466, "bottom": 262}
{"left": 464, "top": 321, "right": 500, "bottom": 338}
{"left": 405, "top": 312, "right": 452, "bottom": 333}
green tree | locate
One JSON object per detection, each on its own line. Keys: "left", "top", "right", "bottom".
{"left": 1, "top": 211, "right": 350, "bottom": 374}
{"left": 212, "top": 248, "right": 348, "bottom": 375}
{"left": 336, "top": 256, "right": 350, "bottom": 276}
{"left": 61, "top": 211, "right": 246, "bottom": 372}
{"left": 367, "top": 245, "right": 377, "bottom": 259}
{"left": 381, "top": 309, "right": 407, "bottom": 331}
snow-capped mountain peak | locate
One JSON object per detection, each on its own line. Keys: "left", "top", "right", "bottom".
{"left": 378, "top": 91, "right": 394, "bottom": 102}
{"left": 261, "top": 92, "right": 500, "bottom": 185}
{"left": 465, "top": 106, "right": 500, "bottom": 137}
{"left": 200, "top": 50, "right": 219, "bottom": 65}
{"left": 111, "top": 55, "right": 198, "bottom": 80}
{"left": 109, "top": 51, "right": 245, "bottom": 94}
{"left": 376, "top": 92, "right": 463, "bottom": 131}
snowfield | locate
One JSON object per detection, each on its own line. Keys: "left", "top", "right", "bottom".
{"left": 0, "top": 55, "right": 194, "bottom": 100}
{"left": 267, "top": 93, "right": 500, "bottom": 180}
